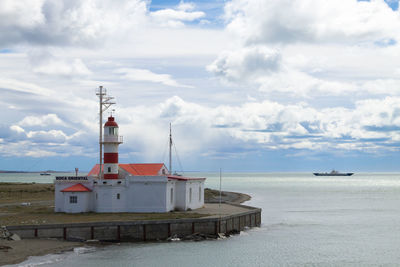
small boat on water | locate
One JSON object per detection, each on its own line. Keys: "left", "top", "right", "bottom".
{"left": 313, "top": 170, "right": 353, "bottom": 176}
{"left": 40, "top": 173, "right": 51, "bottom": 176}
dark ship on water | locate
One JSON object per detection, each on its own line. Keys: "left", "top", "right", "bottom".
{"left": 313, "top": 170, "right": 354, "bottom": 176}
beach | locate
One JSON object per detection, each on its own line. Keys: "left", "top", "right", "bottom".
{"left": 0, "top": 239, "right": 82, "bottom": 266}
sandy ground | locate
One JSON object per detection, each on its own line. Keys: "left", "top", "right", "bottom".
{"left": 0, "top": 239, "right": 82, "bottom": 266}
{"left": 0, "top": 190, "right": 251, "bottom": 266}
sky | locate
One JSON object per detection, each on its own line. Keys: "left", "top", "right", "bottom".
{"left": 1, "top": 0, "right": 400, "bottom": 172}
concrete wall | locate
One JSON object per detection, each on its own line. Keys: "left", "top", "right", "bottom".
{"left": 7, "top": 205, "right": 261, "bottom": 242}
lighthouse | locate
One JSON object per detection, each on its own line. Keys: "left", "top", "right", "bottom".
{"left": 103, "top": 116, "right": 122, "bottom": 179}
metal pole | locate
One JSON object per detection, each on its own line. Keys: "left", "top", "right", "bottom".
{"left": 219, "top": 168, "right": 222, "bottom": 233}
{"left": 96, "top": 85, "right": 115, "bottom": 180}
{"left": 99, "top": 86, "right": 103, "bottom": 179}
{"left": 169, "top": 123, "right": 172, "bottom": 174}
{"left": 219, "top": 168, "right": 222, "bottom": 211}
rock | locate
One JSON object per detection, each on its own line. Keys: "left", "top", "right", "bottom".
{"left": 181, "top": 232, "right": 218, "bottom": 241}
{"left": 0, "top": 226, "right": 11, "bottom": 240}
{"left": 217, "top": 233, "right": 226, "bottom": 239}
{"left": 167, "top": 234, "right": 180, "bottom": 242}
{"left": 10, "top": 234, "right": 21, "bottom": 241}
{"left": 225, "top": 229, "right": 240, "bottom": 237}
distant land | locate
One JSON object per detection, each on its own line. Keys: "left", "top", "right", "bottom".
{"left": 0, "top": 170, "right": 75, "bottom": 173}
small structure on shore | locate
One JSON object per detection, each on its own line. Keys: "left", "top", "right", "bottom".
{"left": 55, "top": 87, "right": 205, "bottom": 213}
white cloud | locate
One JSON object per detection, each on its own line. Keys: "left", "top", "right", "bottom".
{"left": 10, "top": 125, "right": 25, "bottom": 134}
{"left": 30, "top": 50, "right": 91, "bottom": 77}
{"left": 115, "top": 68, "right": 193, "bottom": 88}
{"left": 113, "top": 96, "right": 400, "bottom": 160}
{"left": 26, "top": 129, "right": 67, "bottom": 143}
{"left": 207, "top": 0, "right": 400, "bottom": 97}
{"left": 0, "top": 0, "right": 148, "bottom": 46}
{"left": 224, "top": 0, "right": 400, "bottom": 45}
{"left": 2, "top": 95, "right": 400, "bottom": 159}
{"left": 207, "top": 45, "right": 281, "bottom": 83}
{"left": 0, "top": 78, "right": 52, "bottom": 96}
{"left": 18, "top": 114, "right": 65, "bottom": 127}
{"left": 150, "top": 1, "right": 205, "bottom": 27}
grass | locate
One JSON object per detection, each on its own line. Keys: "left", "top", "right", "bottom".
{"left": 0, "top": 183, "right": 54, "bottom": 204}
{"left": 204, "top": 188, "right": 226, "bottom": 200}
{"left": 0, "top": 183, "right": 210, "bottom": 226}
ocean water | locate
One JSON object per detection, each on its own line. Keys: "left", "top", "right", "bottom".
{"left": 4, "top": 172, "right": 400, "bottom": 267}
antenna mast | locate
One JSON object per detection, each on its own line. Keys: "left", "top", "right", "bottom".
{"left": 169, "top": 123, "right": 172, "bottom": 174}
{"left": 96, "top": 86, "right": 115, "bottom": 179}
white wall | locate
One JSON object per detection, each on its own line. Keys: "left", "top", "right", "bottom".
{"left": 166, "top": 180, "right": 176, "bottom": 211}
{"left": 186, "top": 180, "right": 205, "bottom": 210}
{"left": 174, "top": 181, "right": 187, "bottom": 211}
{"left": 94, "top": 179, "right": 127, "bottom": 213}
{"left": 62, "top": 192, "right": 91, "bottom": 213}
{"left": 54, "top": 178, "right": 93, "bottom": 212}
{"left": 127, "top": 176, "right": 168, "bottom": 212}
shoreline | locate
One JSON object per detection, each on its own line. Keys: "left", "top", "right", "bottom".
{"left": 0, "top": 239, "right": 82, "bottom": 266}
{"left": 0, "top": 190, "right": 251, "bottom": 266}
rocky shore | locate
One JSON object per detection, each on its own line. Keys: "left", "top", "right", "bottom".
{"left": 0, "top": 189, "right": 251, "bottom": 266}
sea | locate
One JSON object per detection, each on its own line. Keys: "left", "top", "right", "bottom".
{"left": 3, "top": 172, "right": 400, "bottom": 267}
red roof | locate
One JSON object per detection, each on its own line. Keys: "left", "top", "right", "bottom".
{"left": 104, "top": 116, "right": 118, "bottom": 127}
{"left": 88, "top": 163, "right": 166, "bottom": 177}
{"left": 120, "top": 163, "right": 165, "bottom": 176}
{"left": 88, "top": 164, "right": 103, "bottom": 176}
{"left": 168, "top": 175, "right": 206, "bottom": 181}
{"left": 61, "top": 183, "right": 92, "bottom": 192}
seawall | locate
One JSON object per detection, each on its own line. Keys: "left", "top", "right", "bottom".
{"left": 6, "top": 204, "right": 261, "bottom": 241}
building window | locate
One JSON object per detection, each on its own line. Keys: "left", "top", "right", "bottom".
{"left": 96, "top": 193, "right": 98, "bottom": 199}
{"left": 170, "top": 188, "right": 173, "bottom": 204}
{"left": 117, "top": 193, "right": 120, "bottom": 199}
{"left": 189, "top": 188, "right": 192, "bottom": 203}
{"left": 69, "top": 196, "right": 77, "bottom": 204}
{"left": 199, "top": 187, "right": 201, "bottom": 201}
{"left": 108, "top": 167, "right": 111, "bottom": 173}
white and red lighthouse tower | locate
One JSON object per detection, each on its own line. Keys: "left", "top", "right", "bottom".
{"left": 103, "top": 116, "right": 122, "bottom": 179}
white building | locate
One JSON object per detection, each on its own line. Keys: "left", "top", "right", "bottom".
{"left": 54, "top": 116, "right": 205, "bottom": 213}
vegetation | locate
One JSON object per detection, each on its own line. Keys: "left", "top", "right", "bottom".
{"left": 0, "top": 183, "right": 54, "bottom": 204}
{"left": 0, "top": 183, "right": 209, "bottom": 226}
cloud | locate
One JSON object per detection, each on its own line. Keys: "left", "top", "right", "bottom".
{"left": 26, "top": 129, "right": 68, "bottom": 143}
{"left": 2, "top": 95, "right": 400, "bottom": 160}
{"left": 207, "top": 45, "right": 281, "bottom": 83}
{"left": 0, "top": 0, "right": 148, "bottom": 46}
{"left": 18, "top": 114, "right": 65, "bottom": 127}
{"left": 29, "top": 50, "right": 91, "bottom": 77}
{"left": 207, "top": 0, "right": 400, "bottom": 97}
{"left": 224, "top": 0, "right": 400, "bottom": 45}
{"left": 115, "top": 68, "right": 193, "bottom": 88}
{"left": 114, "top": 96, "right": 400, "bottom": 161}
{"left": 0, "top": 78, "right": 52, "bottom": 96}
{"left": 150, "top": 1, "right": 205, "bottom": 27}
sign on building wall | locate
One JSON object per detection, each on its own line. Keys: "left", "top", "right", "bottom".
{"left": 55, "top": 176, "right": 89, "bottom": 181}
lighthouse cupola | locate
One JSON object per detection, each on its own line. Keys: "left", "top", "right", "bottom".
{"left": 103, "top": 116, "right": 123, "bottom": 179}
